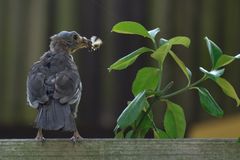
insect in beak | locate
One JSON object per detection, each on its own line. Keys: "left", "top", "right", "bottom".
{"left": 75, "top": 35, "right": 102, "bottom": 53}
{"left": 89, "top": 36, "right": 103, "bottom": 52}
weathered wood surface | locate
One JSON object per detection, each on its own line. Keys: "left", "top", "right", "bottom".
{"left": 0, "top": 139, "right": 239, "bottom": 160}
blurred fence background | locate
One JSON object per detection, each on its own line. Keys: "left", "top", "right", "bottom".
{"left": 0, "top": 0, "right": 240, "bottom": 138}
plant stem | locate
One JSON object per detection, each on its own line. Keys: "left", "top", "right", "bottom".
{"left": 156, "top": 65, "right": 163, "bottom": 92}
{"left": 153, "top": 36, "right": 163, "bottom": 92}
{"left": 132, "top": 96, "right": 158, "bottom": 137}
{"left": 161, "top": 75, "right": 207, "bottom": 99}
{"left": 132, "top": 39, "right": 161, "bottom": 137}
{"left": 149, "top": 115, "right": 158, "bottom": 133}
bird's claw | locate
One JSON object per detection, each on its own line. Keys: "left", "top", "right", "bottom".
{"left": 70, "top": 135, "right": 82, "bottom": 143}
{"left": 35, "top": 136, "right": 46, "bottom": 142}
{"left": 35, "top": 129, "right": 45, "bottom": 142}
{"left": 70, "top": 130, "right": 82, "bottom": 143}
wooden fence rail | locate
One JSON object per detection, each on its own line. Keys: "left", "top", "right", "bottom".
{"left": 0, "top": 139, "right": 240, "bottom": 160}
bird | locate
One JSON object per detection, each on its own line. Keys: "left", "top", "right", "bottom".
{"left": 26, "top": 31, "right": 102, "bottom": 141}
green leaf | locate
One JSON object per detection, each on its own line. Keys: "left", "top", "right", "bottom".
{"left": 132, "top": 111, "right": 154, "bottom": 138}
{"left": 151, "top": 43, "right": 172, "bottom": 64}
{"left": 159, "top": 38, "right": 168, "bottom": 46}
{"left": 148, "top": 28, "right": 160, "bottom": 40}
{"left": 169, "top": 51, "right": 191, "bottom": 83}
{"left": 204, "top": 37, "right": 223, "bottom": 68}
{"left": 215, "top": 77, "right": 240, "bottom": 106}
{"left": 199, "top": 67, "right": 224, "bottom": 79}
{"left": 117, "top": 91, "right": 149, "bottom": 129}
{"left": 236, "top": 54, "right": 240, "bottom": 59}
{"left": 196, "top": 87, "right": 224, "bottom": 117}
{"left": 132, "top": 67, "right": 160, "bottom": 96}
{"left": 115, "top": 130, "right": 124, "bottom": 138}
{"left": 163, "top": 101, "right": 186, "bottom": 138}
{"left": 112, "top": 21, "right": 151, "bottom": 39}
{"left": 215, "top": 54, "right": 240, "bottom": 69}
{"left": 154, "top": 129, "right": 169, "bottom": 139}
{"left": 152, "top": 36, "right": 190, "bottom": 65}
{"left": 159, "top": 36, "right": 191, "bottom": 47}
{"left": 113, "top": 124, "right": 120, "bottom": 132}
{"left": 168, "top": 36, "right": 191, "bottom": 48}
{"left": 186, "top": 68, "right": 192, "bottom": 79}
{"left": 108, "top": 47, "right": 153, "bottom": 71}
{"left": 125, "top": 130, "right": 134, "bottom": 138}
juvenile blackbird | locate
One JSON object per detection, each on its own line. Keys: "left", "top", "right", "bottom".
{"left": 26, "top": 31, "right": 102, "bottom": 141}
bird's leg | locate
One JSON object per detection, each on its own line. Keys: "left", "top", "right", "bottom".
{"left": 35, "top": 128, "right": 45, "bottom": 142}
{"left": 70, "top": 129, "right": 82, "bottom": 142}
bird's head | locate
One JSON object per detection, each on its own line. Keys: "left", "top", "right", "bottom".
{"left": 50, "top": 31, "right": 102, "bottom": 54}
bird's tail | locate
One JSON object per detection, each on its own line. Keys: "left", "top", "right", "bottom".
{"left": 35, "top": 99, "right": 76, "bottom": 131}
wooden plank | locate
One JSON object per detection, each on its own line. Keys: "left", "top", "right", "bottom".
{"left": 0, "top": 139, "right": 240, "bottom": 160}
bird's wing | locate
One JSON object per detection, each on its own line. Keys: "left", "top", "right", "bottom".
{"left": 27, "top": 52, "right": 82, "bottom": 117}
{"left": 53, "top": 68, "right": 82, "bottom": 117}
{"left": 53, "top": 69, "right": 81, "bottom": 104}
{"left": 27, "top": 61, "right": 49, "bottom": 108}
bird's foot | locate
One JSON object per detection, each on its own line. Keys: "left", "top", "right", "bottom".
{"left": 35, "top": 129, "right": 45, "bottom": 142}
{"left": 70, "top": 136, "right": 81, "bottom": 143}
{"left": 35, "top": 135, "right": 45, "bottom": 142}
{"left": 70, "top": 130, "right": 82, "bottom": 143}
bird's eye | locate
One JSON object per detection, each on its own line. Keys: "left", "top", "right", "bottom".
{"left": 73, "top": 34, "right": 78, "bottom": 40}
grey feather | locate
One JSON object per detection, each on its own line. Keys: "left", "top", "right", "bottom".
{"left": 27, "top": 51, "right": 81, "bottom": 131}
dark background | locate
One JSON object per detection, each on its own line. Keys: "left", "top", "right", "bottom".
{"left": 0, "top": 0, "right": 240, "bottom": 138}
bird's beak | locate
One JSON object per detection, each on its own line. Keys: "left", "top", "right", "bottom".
{"left": 77, "top": 36, "right": 92, "bottom": 49}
